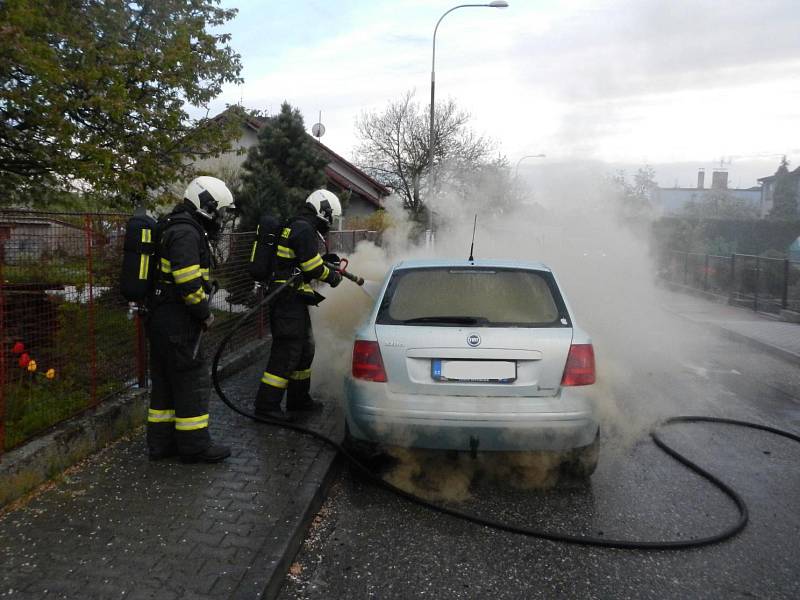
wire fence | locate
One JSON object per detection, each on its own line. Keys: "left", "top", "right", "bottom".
{"left": 0, "top": 209, "right": 376, "bottom": 453}
{"left": 660, "top": 250, "right": 800, "bottom": 314}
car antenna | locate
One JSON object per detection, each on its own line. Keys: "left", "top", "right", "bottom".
{"left": 468, "top": 214, "right": 477, "bottom": 262}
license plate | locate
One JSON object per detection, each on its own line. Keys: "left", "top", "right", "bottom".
{"left": 432, "top": 359, "right": 516, "bottom": 383}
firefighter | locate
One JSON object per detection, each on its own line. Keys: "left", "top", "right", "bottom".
{"left": 146, "top": 176, "right": 234, "bottom": 463}
{"left": 254, "top": 189, "right": 343, "bottom": 421}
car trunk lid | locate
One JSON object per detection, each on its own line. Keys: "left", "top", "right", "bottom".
{"left": 375, "top": 324, "right": 573, "bottom": 397}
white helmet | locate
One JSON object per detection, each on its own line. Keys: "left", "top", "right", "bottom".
{"left": 184, "top": 176, "right": 235, "bottom": 221}
{"left": 305, "top": 189, "right": 342, "bottom": 228}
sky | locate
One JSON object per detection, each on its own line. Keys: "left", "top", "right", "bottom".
{"left": 194, "top": 0, "right": 800, "bottom": 188}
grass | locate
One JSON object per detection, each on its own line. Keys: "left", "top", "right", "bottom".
{"left": 3, "top": 298, "right": 138, "bottom": 451}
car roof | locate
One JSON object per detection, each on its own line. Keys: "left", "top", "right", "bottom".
{"left": 392, "top": 258, "right": 553, "bottom": 272}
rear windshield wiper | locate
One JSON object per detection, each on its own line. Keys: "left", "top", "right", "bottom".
{"left": 401, "top": 316, "right": 486, "bottom": 324}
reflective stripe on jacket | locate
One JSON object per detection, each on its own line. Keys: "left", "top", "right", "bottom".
{"left": 271, "top": 214, "right": 337, "bottom": 301}
{"left": 154, "top": 210, "right": 212, "bottom": 321}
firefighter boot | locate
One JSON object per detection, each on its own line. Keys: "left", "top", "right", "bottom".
{"left": 180, "top": 443, "right": 231, "bottom": 464}
{"left": 287, "top": 378, "right": 323, "bottom": 415}
{"left": 254, "top": 382, "right": 294, "bottom": 422}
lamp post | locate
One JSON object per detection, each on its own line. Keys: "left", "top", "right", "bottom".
{"left": 427, "top": 1, "right": 509, "bottom": 241}
{"left": 514, "top": 153, "right": 546, "bottom": 179}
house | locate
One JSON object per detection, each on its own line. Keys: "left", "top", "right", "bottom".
{"left": 0, "top": 213, "right": 86, "bottom": 264}
{"left": 758, "top": 164, "right": 800, "bottom": 218}
{"left": 653, "top": 169, "right": 761, "bottom": 217}
{"left": 193, "top": 111, "right": 390, "bottom": 228}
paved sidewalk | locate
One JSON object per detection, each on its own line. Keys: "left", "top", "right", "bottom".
{"left": 0, "top": 364, "right": 342, "bottom": 600}
{"left": 661, "top": 289, "right": 800, "bottom": 365}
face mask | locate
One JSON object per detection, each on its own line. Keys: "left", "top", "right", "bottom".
{"left": 204, "top": 216, "right": 222, "bottom": 240}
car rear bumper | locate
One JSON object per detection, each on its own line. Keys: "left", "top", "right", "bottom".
{"left": 344, "top": 378, "right": 599, "bottom": 452}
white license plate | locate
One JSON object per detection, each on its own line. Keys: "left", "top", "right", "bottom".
{"left": 432, "top": 359, "right": 516, "bottom": 383}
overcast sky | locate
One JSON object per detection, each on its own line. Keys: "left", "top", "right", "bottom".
{"left": 196, "top": 0, "right": 800, "bottom": 187}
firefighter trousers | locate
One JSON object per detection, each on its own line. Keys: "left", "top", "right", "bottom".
{"left": 255, "top": 295, "right": 316, "bottom": 413}
{"left": 146, "top": 304, "right": 212, "bottom": 456}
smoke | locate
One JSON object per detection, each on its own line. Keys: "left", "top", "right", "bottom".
{"left": 310, "top": 160, "right": 719, "bottom": 500}
{"left": 382, "top": 447, "right": 562, "bottom": 503}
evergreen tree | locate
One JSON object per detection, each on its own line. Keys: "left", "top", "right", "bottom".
{"left": 769, "top": 156, "right": 798, "bottom": 220}
{"left": 236, "top": 102, "right": 328, "bottom": 230}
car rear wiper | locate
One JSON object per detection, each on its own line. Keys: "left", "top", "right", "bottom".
{"left": 401, "top": 316, "right": 487, "bottom": 324}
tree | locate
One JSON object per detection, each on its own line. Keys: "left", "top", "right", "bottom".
{"left": 433, "top": 156, "right": 519, "bottom": 224}
{"left": 609, "top": 165, "right": 656, "bottom": 219}
{"left": 236, "top": 102, "right": 328, "bottom": 231}
{"left": 354, "top": 91, "right": 495, "bottom": 221}
{"left": 683, "top": 190, "right": 759, "bottom": 220}
{"left": 0, "top": 0, "right": 243, "bottom": 208}
{"left": 769, "top": 156, "right": 798, "bottom": 220}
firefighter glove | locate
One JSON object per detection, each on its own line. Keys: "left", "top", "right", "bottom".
{"left": 327, "top": 269, "right": 342, "bottom": 288}
{"left": 322, "top": 253, "right": 341, "bottom": 267}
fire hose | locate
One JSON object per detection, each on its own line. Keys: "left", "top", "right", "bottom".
{"left": 210, "top": 264, "right": 800, "bottom": 551}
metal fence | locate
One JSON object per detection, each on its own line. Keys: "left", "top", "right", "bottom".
{"left": 327, "top": 229, "right": 378, "bottom": 254}
{"left": 660, "top": 250, "right": 800, "bottom": 314}
{"left": 0, "top": 209, "right": 376, "bottom": 453}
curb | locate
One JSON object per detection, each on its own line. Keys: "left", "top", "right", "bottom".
{"left": 703, "top": 322, "right": 800, "bottom": 367}
{"left": 0, "top": 337, "right": 270, "bottom": 509}
{"left": 0, "top": 386, "right": 148, "bottom": 508}
{"left": 232, "top": 445, "right": 342, "bottom": 600}
{"left": 663, "top": 305, "right": 800, "bottom": 367}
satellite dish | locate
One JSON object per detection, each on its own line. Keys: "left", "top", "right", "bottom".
{"left": 312, "top": 123, "right": 325, "bottom": 138}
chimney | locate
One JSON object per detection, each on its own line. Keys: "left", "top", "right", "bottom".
{"left": 697, "top": 169, "right": 705, "bottom": 190}
{"left": 711, "top": 170, "right": 728, "bottom": 190}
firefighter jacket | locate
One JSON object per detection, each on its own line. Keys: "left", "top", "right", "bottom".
{"left": 272, "top": 213, "right": 338, "bottom": 304}
{"left": 153, "top": 207, "right": 212, "bottom": 321}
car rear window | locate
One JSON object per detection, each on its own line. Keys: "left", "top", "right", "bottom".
{"left": 376, "top": 267, "right": 570, "bottom": 327}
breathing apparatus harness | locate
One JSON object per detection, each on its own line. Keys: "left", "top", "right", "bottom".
{"left": 210, "top": 268, "right": 800, "bottom": 551}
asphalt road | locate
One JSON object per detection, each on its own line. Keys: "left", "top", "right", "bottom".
{"left": 279, "top": 298, "right": 800, "bottom": 599}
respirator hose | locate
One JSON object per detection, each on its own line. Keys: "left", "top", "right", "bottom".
{"left": 211, "top": 287, "right": 800, "bottom": 550}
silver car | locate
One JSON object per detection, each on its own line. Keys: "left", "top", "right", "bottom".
{"left": 344, "top": 259, "right": 600, "bottom": 476}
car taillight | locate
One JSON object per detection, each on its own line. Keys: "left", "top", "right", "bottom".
{"left": 561, "top": 344, "right": 595, "bottom": 386}
{"left": 352, "top": 340, "right": 388, "bottom": 382}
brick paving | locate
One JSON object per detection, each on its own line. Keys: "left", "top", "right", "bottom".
{"left": 0, "top": 364, "right": 341, "bottom": 600}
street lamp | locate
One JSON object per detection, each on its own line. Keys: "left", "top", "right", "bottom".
{"left": 514, "top": 154, "right": 546, "bottom": 179}
{"left": 427, "top": 1, "right": 509, "bottom": 240}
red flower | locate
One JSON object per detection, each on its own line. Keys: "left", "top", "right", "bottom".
{"left": 18, "top": 353, "right": 31, "bottom": 368}
{"left": 12, "top": 341, "right": 25, "bottom": 354}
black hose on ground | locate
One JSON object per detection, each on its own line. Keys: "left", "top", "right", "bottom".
{"left": 211, "top": 288, "right": 800, "bottom": 550}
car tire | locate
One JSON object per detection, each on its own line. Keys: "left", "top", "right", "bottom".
{"left": 563, "top": 429, "right": 600, "bottom": 478}
{"left": 343, "top": 421, "right": 389, "bottom": 474}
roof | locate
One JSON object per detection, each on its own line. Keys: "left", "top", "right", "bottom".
{"left": 217, "top": 109, "right": 390, "bottom": 207}
{"left": 392, "top": 258, "right": 552, "bottom": 272}
{"left": 0, "top": 216, "right": 85, "bottom": 230}
{"left": 314, "top": 140, "right": 390, "bottom": 196}
{"left": 757, "top": 165, "right": 800, "bottom": 184}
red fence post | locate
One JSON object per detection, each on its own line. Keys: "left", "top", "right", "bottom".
{"left": 85, "top": 216, "right": 97, "bottom": 405}
{"left": 0, "top": 251, "right": 5, "bottom": 455}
